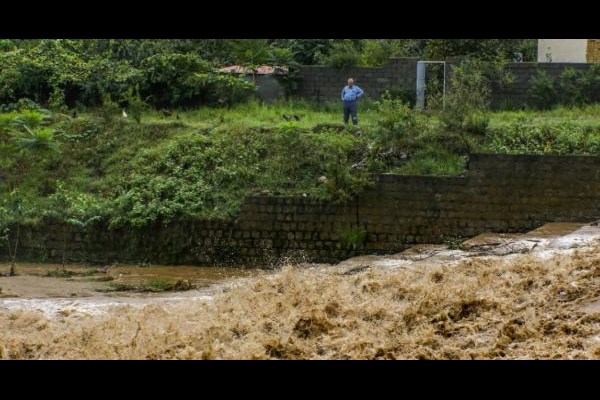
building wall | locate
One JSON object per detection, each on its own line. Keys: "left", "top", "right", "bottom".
{"left": 299, "top": 57, "right": 596, "bottom": 109}
{"left": 484, "top": 62, "right": 591, "bottom": 109}
{"left": 297, "top": 58, "right": 419, "bottom": 101}
{"left": 255, "top": 75, "right": 285, "bottom": 102}
{"left": 537, "top": 39, "right": 587, "bottom": 63}
{"left": 239, "top": 74, "right": 285, "bottom": 102}
{"left": 586, "top": 39, "right": 600, "bottom": 63}
{"left": 7, "top": 154, "right": 600, "bottom": 266}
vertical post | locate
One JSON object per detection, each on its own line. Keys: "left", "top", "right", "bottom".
{"left": 416, "top": 61, "right": 426, "bottom": 110}
{"left": 442, "top": 62, "right": 447, "bottom": 110}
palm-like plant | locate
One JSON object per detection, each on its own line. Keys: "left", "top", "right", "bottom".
{"left": 12, "top": 125, "right": 59, "bottom": 155}
{"left": 3, "top": 125, "right": 59, "bottom": 276}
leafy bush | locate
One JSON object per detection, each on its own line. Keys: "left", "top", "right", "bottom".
{"left": 45, "top": 181, "right": 104, "bottom": 227}
{"left": 0, "top": 110, "right": 47, "bottom": 134}
{"left": 0, "top": 47, "right": 53, "bottom": 105}
{"left": 371, "top": 93, "right": 421, "bottom": 151}
{"left": 528, "top": 70, "right": 558, "bottom": 110}
{"left": 11, "top": 126, "right": 59, "bottom": 155}
{"left": 121, "top": 86, "right": 149, "bottom": 123}
{"left": 438, "top": 59, "right": 493, "bottom": 131}
{"left": 98, "top": 94, "right": 121, "bottom": 123}
{"left": 140, "top": 53, "right": 210, "bottom": 108}
{"left": 0, "top": 41, "right": 258, "bottom": 110}
{"left": 359, "top": 40, "right": 406, "bottom": 67}
{"left": 557, "top": 67, "right": 582, "bottom": 106}
{"left": 0, "top": 98, "right": 46, "bottom": 113}
{"left": 82, "top": 58, "right": 144, "bottom": 107}
{"left": 395, "top": 149, "right": 466, "bottom": 176}
{"left": 56, "top": 117, "right": 100, "bottom": 142}
{"left": 382, "top": 88, "right": 416, "bottom": 106}
{"left": 196, "top": 73, "right": 256, "bottom": 108}
{"left": 463, "top": 110, "right": 489, "bottom": 135}
{"left": 528, "top": 66, "right": 600, "bottom": 109}
{"left": 325, "top": 41, "right": 362, "bottom": 69}
{"left": 338, "top": 227, "right": 366, "bottom": 250}
{"left": 486, "top": 121, "right": 600, "bottom": 155}
{"left": 578, "top": 65, "right": 600, "bottom": 104}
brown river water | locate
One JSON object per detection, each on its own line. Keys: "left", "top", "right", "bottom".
{"left": 0, "top": 263, "right": 269, "bottom": 316}
{"left": 2, "top": 222, "right": 600, "bottom": 359}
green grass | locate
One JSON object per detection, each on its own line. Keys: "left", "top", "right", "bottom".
{"left": 141, "top": 99, "right": 381, "bottom": 130}
{"left": 44, "top": 268, "right": 76, "bottom": 278}
{"left": 393, "top": 150, "right": 467, "bottom": 176}
{"left": 99, "top": 279, "right": 195, "bottom": 292}
{"left": 3, "top": 101, "right": 600, "bottom": 229}
{"left": 488, "top": 104, "right": 600, "bottom": 130}
{"left": 485, "top": 105, "right": 600, "bottom": 155}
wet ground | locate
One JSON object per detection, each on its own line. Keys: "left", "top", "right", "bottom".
{"left": 0, "top": 263, "right": 269, "bottom": 316}
{"left": 3, "top": 222, "right": 600, "bottom": 315}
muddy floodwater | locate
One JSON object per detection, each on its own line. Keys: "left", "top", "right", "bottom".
{"left": 0, "top": 263, "right": 269, "bottom": 316}
{"left": 2, "top": 222, "right": 600, "bottom": 359}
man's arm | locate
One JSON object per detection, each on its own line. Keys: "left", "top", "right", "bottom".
{"left": 356, "top": 86, "right": 364, "bottom": 98}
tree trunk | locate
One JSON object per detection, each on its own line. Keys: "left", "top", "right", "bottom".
{"left": 62, "top": 228, "right": 68, "bottom": 268}
{"left": 7, "top": 224, "right": 19, "bottom": 277}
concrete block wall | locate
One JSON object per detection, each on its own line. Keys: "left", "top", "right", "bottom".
{"left": 6, "top": 154, "right": 600, "bottom": 266}
{"left": 297, "top": 57, "right": 419, "bottom": 101}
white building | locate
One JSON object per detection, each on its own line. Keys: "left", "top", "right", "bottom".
{"left": 538, "top": 39, "right": 600, "bottom": 63}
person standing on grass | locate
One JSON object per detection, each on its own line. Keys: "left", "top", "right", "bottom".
{"left": 341, "top": 78, "right": 364, "bottom": 125}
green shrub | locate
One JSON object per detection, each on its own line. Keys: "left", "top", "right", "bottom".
{"left": 141, "top": 53, "right": 211, "bottom": 108}
{"left": 371, "top": 93, "right": 420, "bottom": 150}
{"left": 395, "top": 149, "right": 466, "bottom": 176}
{"left": 557, "top": 67, "right": 582, "bottom": 106}
{"left": 11, "top": 126, "right": 59, "bottom": 155}
{"left": 325, "top": 41, "right": 362, "bottom": 69}
{"left": 528, "top": 70, "right": 558, "bottom": 109}
{"left": 98, "top": 94, "right": 121, "bottom": 123}
{"left": 463, "top": 110, "right": 489, "bottom": 135}
{"left": 578, "top": 65, "right": 600, "bottom": 104}
{"left": 338, "top": 227, "right": 366, "bottom": 250}
{"left": 121, "top": 86, "right": 148, "bottom": 123}
{"left": 44, "top": 268, "right": 75, "bottom": 278}
{"left": 195, "top": 73, "right": 256, "bottom": 108}
{"left": 143, "top": 279, "right": 173, "bottom": 292}
{"left": 486, "top": 121, "right": 600, "bottom": 155}
{"left": 528, "top": 66, "right": 600, "bottom": 109}
{"left": 382, "top": 88, "right": 416, "bottom": 106}
{"left": 439, "top": 59, "right": 492, "bottom": 131}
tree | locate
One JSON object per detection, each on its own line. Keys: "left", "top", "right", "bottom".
{"left": 1, "top": 116, "right": 60, "bottom": 276}
{"left": 1, "top": 188, "right": 23, "bottom": 276}
{"left": 231, "top": 39, "right": 272, "bottom": 83}
{"left": 46, "top": 182, "right": 103, "bottom": 267}
{"left": 424, "top": 39, "right": 537, "bottom": 61}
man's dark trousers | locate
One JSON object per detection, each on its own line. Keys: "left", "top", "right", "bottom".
{"left": 343, "top": 100, "right": 358, "bottom": 125}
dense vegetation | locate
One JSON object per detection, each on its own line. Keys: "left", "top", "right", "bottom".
{"left": 1, "top": 39, "right": 600, "bottom": 252}
{"left": 528, "top": 65, "right": 600, "bottom": 109}
{"left": 0, "top": 39, "right": 536, "bottom": 110}
{"left": 3, "top": 98, "right": 600, "bottom": 229}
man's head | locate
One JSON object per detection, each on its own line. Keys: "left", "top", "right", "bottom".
{"left": 347, "top": 78, "right": 354, "bottom": 87}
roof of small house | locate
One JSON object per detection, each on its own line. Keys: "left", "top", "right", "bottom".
{"left": 217, "top": 65, "right": 288, "bottom": 75}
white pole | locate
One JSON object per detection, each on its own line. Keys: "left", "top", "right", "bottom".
{"left": 416, "top": 61, "right": 426, "bottom": 110}
{"left": 443, "top": 62, "right": 446, "bottom": 110}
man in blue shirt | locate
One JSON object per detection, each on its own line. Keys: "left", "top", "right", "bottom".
{"left": 341, "top": 78, "right": 364, "bottom": 125}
